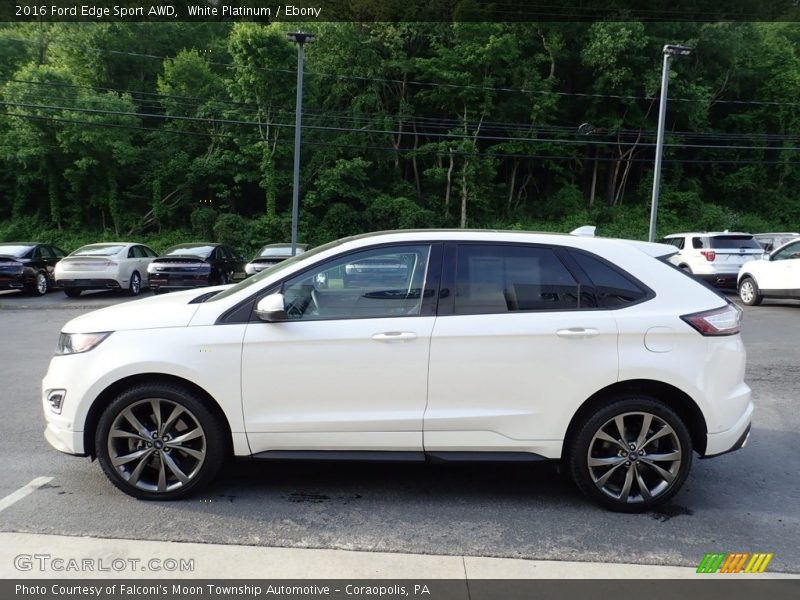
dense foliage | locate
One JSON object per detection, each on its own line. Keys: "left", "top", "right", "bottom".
{"left": 1, "top": 21, "right": 799, "bottom": 254}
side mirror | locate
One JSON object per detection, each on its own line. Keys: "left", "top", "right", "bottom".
{"left": 255, "top": 293, "right": 287, "bottom": 322}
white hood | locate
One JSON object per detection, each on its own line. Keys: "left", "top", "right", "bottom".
{"left": 61, "top": 289, "right": 216, "bottom": 333}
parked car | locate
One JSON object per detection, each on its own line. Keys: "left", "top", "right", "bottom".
{"left": 0, "top": 242, "right": 67, "bottom": 295}
{"left": 42, "top": 229, "right": 751, "bottom": 511}
{"left": 738, "top": 237, "right": 800, "bottom": 305}
{"left": 55, "top": 243, "right": 157, "bottom": 298}
{"left": 244, "top": 243, "right": 308, "bottom": 277}
{"left": 148, "top": 243, "right": 245, "bottom": 293}
{"left": 753, "top": 232, "right": 800, "bottom": 253}
{"left": 661, "top": 232, "right": 763, "bottom": 287}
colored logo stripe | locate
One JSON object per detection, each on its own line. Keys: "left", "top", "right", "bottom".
{"left": 697, "top": 553, "right": 773, "bottom": 573}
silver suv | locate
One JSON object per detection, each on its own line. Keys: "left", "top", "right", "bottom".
{"left": 753, "top": 232, "right": 800, "bottom": 253}
{"left": 661, "top": 232, "right": 763, "bottom": 288}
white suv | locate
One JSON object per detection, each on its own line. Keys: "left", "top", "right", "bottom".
{"left": 42, "top": 230, "right": 752, "bottom": 512}
{"left": 738, "top": 237, "right": 800, "bottom": 305}
{"left": 661, "top": 232, "right": 763, "bottom": 287}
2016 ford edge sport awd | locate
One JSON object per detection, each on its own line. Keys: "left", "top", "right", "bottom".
{"left": 42, "top": 230, "right": 752, "bottom": 511}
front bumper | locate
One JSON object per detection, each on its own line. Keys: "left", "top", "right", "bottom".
{"left": 703, "top": 399, "right": 754, "bottom": 457}
{"left": 44, "top": 422, "right": 86, "bottom": 456}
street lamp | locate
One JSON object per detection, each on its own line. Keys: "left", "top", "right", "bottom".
{"left": 286, "top": 31, "right": 315, "bottom": 256}
{"left": 648, "top": 44, "right": 692, "bottom": 243}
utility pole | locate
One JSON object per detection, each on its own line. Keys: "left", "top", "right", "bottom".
{"left": 286, "top": 32, "right": 315, "bottom": 256}
{"left": 649, "top": 44, "right": 692, "bottom": 243}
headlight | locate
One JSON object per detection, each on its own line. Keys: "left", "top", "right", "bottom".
{"left": 245, "top": 263, "right": 255, "bottom": 275}
{"left": 56, "top": 332, "right": 112, "bottom": 355}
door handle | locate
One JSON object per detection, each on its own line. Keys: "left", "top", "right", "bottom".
{"left": 556, "top": 327, "right": 600, "bottom": 338}
{"left": 371, "top": 331, "right": 417, "bottom": 342}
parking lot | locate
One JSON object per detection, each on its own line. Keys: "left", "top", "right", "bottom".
{"left": 0, "top": 288, "right": 798, "bottom": 573}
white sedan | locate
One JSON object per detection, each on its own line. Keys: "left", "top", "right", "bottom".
{"left": 55, "top": 242, "right": 158, "bottom": 298}
{"left": 738, "top": 237, "right": 800, "bottom": 305}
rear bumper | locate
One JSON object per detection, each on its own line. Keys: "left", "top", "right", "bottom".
{"left": 695, "top": 273, "right": 738, "bottom": 288}
{"left": 0, "top": 274, "right": 27, "bottom": 289}
{"left": 57, "top": 278, "right": 120, "bottom": 290}
{"left": 703, "top": 400, "right": 754, "bottom": 457}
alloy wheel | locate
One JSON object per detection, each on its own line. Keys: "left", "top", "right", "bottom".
{"left": 587, "top": 411, "right": 683, "bottom": 504}
{"left": 130, "top": 272, "right": 141, "bottom": 295}
{"left": 106, "top": 398, "right": 207, "bottom": 493}
{"left": 739, "top": 280, "right": 754, "bottom": 304}
{"left": 35, "top": 272, "right": 48, "bottom": 295}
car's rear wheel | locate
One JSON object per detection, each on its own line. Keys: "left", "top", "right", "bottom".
{"left": 567, "top": 396, "right": 692, "bottom": 512}
{"left": 29, "top": 271, "right": 49, "bottom": 296}
{"left": 63, "top": 288, "right": 82, "bottom": 298}
{"left": 96, "top": 384, "right": 227, "bottom": 500}
{"left": 738, "top": 277, "right": 763, "bottom": 306}
{"left": 128, "top": 271, "right": 141, "bottom": 296}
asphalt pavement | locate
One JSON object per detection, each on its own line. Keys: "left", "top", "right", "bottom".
{"left": 0, "top": 289, "right": 798, "bottom": 574}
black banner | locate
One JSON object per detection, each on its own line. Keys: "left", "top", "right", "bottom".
{"left": 3, "top": 580, "right": 800, "bottom": 600}
{"left": 2, "top": 0, "right": 800, "bottom": 23}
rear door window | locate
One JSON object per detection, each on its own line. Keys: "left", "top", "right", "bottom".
{"left": 453, "top": 244, "right": 582, "bottom": 314}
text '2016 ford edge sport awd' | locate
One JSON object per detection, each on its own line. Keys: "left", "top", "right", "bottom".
{"left": 42, "top": 230, "right": 752, "bottom": 511}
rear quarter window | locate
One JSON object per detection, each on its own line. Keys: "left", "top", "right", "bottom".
{"left": 568, "top": 250, "right": 651, "bottom": 308}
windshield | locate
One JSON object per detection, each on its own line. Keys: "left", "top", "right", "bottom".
{"left": 0, "top": 244, "right": 33, "bottom": 258}
{"left": 164, "top": 245, "right": 216, "bottom": 258}
{"left": 71, "top": 244, "right": 124, "bottom": 256}
{"left": 207, "top": 239, "right": 341, "bottom": 302}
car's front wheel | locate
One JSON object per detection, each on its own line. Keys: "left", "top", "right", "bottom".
{"left": 96, "top": 384, "right": 227, "bottom": 500}
{"left": 738, "top": 276, "right": 763, "bottom": 306}
{"left": 567, "top": 396, "right": 692, "bottom": 512}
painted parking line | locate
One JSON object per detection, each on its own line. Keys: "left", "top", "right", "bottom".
{"left": 0, "top": 477, "right": 53, "bottom": 513}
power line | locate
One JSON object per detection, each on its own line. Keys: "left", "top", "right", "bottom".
{"left": 7, "top": 36, "right": 800, "bottom": 108}
{"left": 6, "top": 99, "right": 800, "bottom": 153}
{"left": 9, "top": 78, "right": 800, "bottom": 146}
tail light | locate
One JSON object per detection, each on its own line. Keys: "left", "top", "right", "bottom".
{"left": 700, "top": 250, "right": 716, "bottom": 262}
{"left": 681, "top": 304, "right": 742, "bottom": 336}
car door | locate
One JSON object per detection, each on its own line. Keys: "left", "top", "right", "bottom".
{"left": 241, "top": 243, "right": 442, "bottom": 455}
{"left": 424, "top": 243, "right": 619, "bottom": 458}
{"left": 761, "top": 240, "right": 800, "bottom": 293}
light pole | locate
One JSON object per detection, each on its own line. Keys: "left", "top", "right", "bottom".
{"left": 287, "top": 31, "right": 315, "bottom": 256}
{"left": 648, "top": 44, "right": 692, "bottom": 243}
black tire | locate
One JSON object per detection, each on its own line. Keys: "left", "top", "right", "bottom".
{"left": 64, "top": 288, "right": 82, "bottom": 298}
{"left": 738, "top": 276, "right": 763, "bottom": 306}
{"left": 27, "top": 271, "right": 49, "bottom": 296}
{"left": 218, "top": 271, "right": 229, "bottom": 285}
{"left": 128, "top": 271, "right": 142, "bottom": 296}
{"left": 95, "top": 383, "right": 228, "bottom": 500}
{"left": 566, "top": 395, "right": 693, "bottom": 512}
